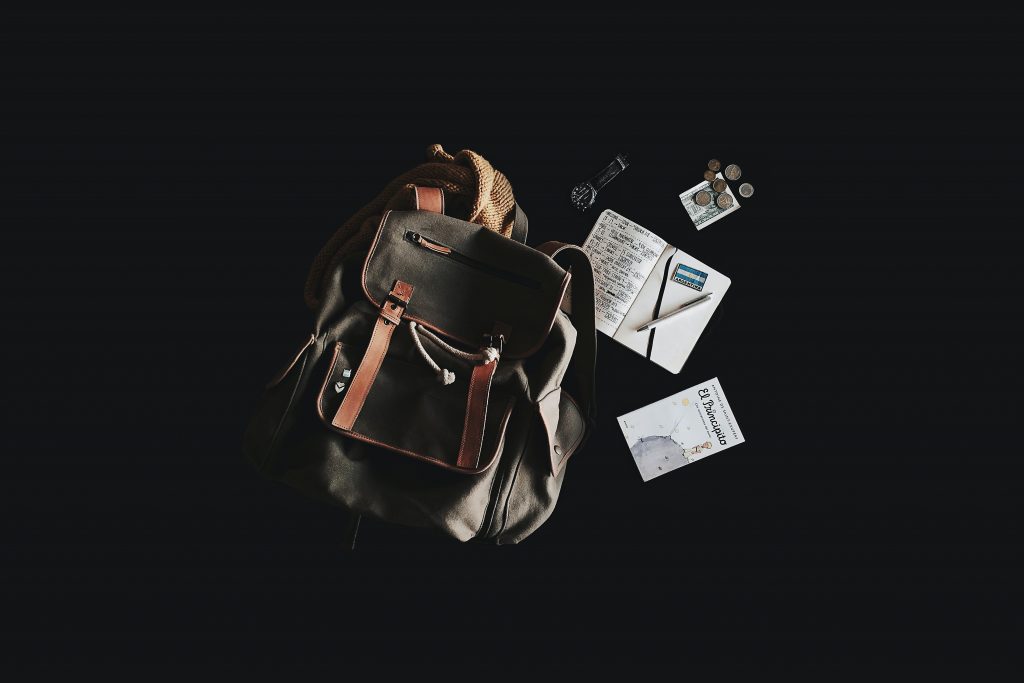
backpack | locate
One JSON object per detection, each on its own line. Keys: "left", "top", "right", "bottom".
{"left": 244, "top": 166, "right": 596, "bottom": 545}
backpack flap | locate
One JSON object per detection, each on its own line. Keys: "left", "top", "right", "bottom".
{"left": 316, "top": 209, "right": 571, "bottom": 474}
{"left": 361, "top": 210, "right": 570, "bottom": 359}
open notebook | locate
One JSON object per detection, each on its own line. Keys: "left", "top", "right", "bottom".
{"left": 581, "top": 210, "right": 730, "bottom": 374}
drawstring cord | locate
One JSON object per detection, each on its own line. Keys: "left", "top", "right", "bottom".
{"left": 408, "top": 321, "right": 499, "bottom": 385}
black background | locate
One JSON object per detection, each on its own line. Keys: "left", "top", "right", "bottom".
{"left": 3, "top": 9, "right": 1022, "bottom": 668}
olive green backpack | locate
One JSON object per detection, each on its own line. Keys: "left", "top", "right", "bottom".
{"left": 244, "top": 186, "right": 596, "bottom": 544}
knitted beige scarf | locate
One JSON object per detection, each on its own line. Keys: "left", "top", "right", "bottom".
{"left": 304, "top": 144, "right": 516, "bottom": 309}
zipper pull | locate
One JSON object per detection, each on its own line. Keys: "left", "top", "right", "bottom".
{"left": 406, "top": 231, "right": 452, "bottom": 255}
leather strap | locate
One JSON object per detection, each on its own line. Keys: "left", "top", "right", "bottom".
{"left": 413, "top": 186, "right": 444, "bottom": 214}
{"left": 456, "top": 360, "right": 497, "bottom": 469}
{"left": 332, "top": 280, "right": 414, "bottom": 431}
{"left": 535, "top": 242, "right": 597, "bottom": 426}
{"left": 588, "top": 153, "right": 629, "bottom": 193}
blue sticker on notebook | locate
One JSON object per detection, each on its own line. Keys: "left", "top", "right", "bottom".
{"left": 672, "top": 263, "right": 709, "bottom": 291}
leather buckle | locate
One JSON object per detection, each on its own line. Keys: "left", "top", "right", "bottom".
{"left": 484, "top": 334, "right": 505, "bottom": 354}
{"left": 380, "top": 295, "right": 408, "bottom": 325}
{"left": 386, "top": 293, "right": 409, "bottom": 309}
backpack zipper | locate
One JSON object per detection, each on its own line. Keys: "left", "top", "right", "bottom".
{"left": 405, "top": 231, "right": 542, "bottom": 290}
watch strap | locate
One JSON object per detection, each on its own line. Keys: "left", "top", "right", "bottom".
{"left": 590, "top": 154, "right": 629, "bottom": 192}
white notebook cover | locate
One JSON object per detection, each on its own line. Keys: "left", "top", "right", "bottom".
{"left": 612, "top": 246, "right": 730, "bottom": 373}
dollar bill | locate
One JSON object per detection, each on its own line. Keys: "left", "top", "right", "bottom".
{"left": 679, "top": 173, "right": 741, "bottom": 230}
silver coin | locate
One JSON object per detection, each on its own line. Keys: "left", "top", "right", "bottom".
{"left": 707, "top": 159, "right": 721, "bottom": 173}
{"left": 715, "top": 193, "right": 734, "bottom": 210}
{"left": 724, "top": 164, "right": 742, "bottom": 181}
{"left": 693, "top": 190, "right": 712, "bottom": 206}
{"left": 702, "top": 169, "right": 717, "bottom": 182}
{"left": 738, "top": 182, "right": 754, "bottom": 198}
{"left": 712, "top": 179, "right": 728, "bottom": 193}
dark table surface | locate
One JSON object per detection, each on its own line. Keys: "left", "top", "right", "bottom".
{"left": 2, "top": 8, "right": 1020, "bottom": 668}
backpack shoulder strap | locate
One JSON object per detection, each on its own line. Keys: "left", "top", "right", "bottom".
{"left": 511, "top": 204, "right": 529, "bottom": 244}
{"left": 535, "top": 241, "right": 596, "bottom": 425}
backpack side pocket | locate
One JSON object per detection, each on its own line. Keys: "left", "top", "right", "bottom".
{"left": 243, "top": 333, "right": 318, "bottom": 474}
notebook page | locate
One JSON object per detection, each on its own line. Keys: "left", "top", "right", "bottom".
{"left": 581, "top": 210, "right": 668, "bottom": 337}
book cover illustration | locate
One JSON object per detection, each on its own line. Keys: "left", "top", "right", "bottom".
{"left": 617, "top": 377, "right": 745, "bottom": 481}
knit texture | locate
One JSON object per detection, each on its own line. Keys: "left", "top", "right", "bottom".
{"left": 304, "top": 144, "right": 516, "bottom": 309}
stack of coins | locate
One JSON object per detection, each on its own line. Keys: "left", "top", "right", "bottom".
{"left": 693, "top": 158, "right": 755, "bottom": 209}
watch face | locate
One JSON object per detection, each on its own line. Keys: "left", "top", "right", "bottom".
{"left": 570, "top": 183, "right": 595, "bottom": 211}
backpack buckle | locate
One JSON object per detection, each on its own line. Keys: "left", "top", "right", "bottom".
{"left": 483, "top": 333, "right": 505, "bottom": 354}
{"left": 380, "top": 280, "right": 414, "bottom": 326}
{"left": 386, "top": 293, "right": 409, "bottom": 309}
